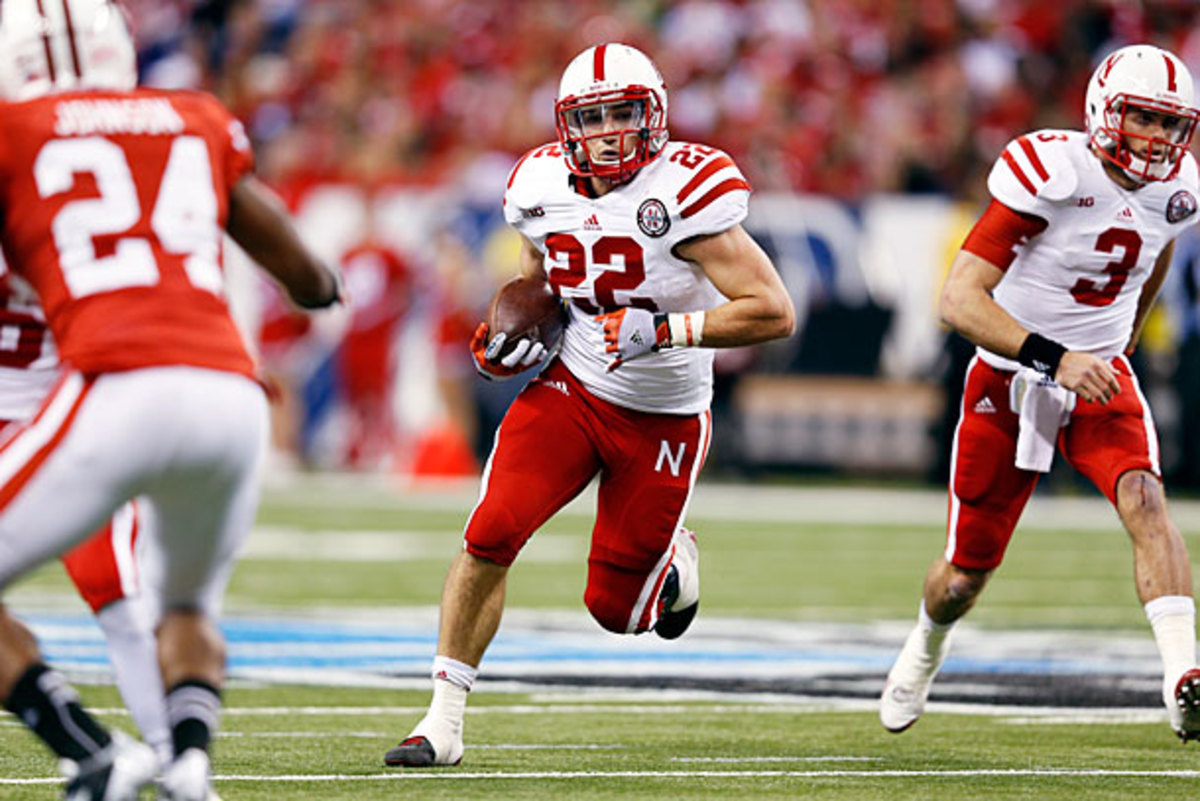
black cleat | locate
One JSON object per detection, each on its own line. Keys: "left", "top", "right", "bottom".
{"left": 384, "top": 735, "right": 461, "bottom": 767}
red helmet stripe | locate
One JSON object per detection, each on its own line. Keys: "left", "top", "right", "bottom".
{"left": 34, "top": 0, "right": 58, "bottom": 83}
{"left": 593, "top": 44, "right": 607, "bottom": 82}
{"left": 61, "top": 0, "right": 84, "bottom": 79}
{"left": 1016, "top": 136, "right": 1050, "bottom": 182}
{"left": 1164, "top": 54, "right": 1178, "bottom": 93}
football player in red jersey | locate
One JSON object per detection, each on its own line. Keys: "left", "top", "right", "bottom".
{"left": 384, "top": 43, "right": 795, "bottom": 768}
{"left": 0, "top": 268, "right": 170, "bottom": 768}
{"left": 881, "top": 44, "right": 1200, "bottom": 742}
{"left": 0, "top": 3, "right": 339, "bottom": 799}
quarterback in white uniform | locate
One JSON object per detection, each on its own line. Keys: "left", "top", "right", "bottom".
{"left": 881, "top": 44, "right": 1200, "bottom": 742}
{"left": 385, "top": 42, "right": 794, "bottom": 767}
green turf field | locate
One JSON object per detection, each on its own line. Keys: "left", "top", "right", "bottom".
{"left": 3, "top": 476, "right": 1200, "bottom": 798}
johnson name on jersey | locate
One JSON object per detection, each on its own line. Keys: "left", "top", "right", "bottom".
{"left": 503, "top": 140, "right": 750, "bottom": 414}
{"left": 982, "top": 129, "right": 1199, "bottom": 368}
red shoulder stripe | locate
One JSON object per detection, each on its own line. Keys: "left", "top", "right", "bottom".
{"left": 506, "top": 149, "right": 537, "bottom": 190}
{"left": 676, "top": 155, "right": 736, "bottom": 204}
{"left": 1016, "top": 136, "right": 1049, "bottom": 182}
{"left": 1001, "top": 150, "right": 1037, "bottom": 196}
{"left": 680, "top": 178, "right": 751, "bottom": 220}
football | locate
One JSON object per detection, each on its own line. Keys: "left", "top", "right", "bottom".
{"left": 485, "top": 276, "right": 566, "bottom": 360}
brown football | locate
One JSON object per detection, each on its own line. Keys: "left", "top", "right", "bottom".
{"left": 484, "top": 276, "right": 566, "bottom": 360}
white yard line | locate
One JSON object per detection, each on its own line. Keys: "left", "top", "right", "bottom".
{"left": 8, "top": 768, "right": 1200, "bottom": 786}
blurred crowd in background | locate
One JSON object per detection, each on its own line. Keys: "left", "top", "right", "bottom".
{"left": 126, "top": 0, "right": 1200, "bottom": 199}
{"left": 118, "top": 0, "right": 1200, "bottom": 487}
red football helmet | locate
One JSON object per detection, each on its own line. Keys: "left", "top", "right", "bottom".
{"left": 555, "top": 43, "right": 668, "bottom": 182}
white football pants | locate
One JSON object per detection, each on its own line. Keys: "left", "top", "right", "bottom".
{"left": 0, "top": 366, "right": 267, "bottom": 617}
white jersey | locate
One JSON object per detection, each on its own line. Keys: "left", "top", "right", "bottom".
{"left": 504, "top": 140, "right": 749, "bottom": 414}
{"left": 980, "top": 129, "right": 1200, "bottom": 369}
{"left": 0, "top": 263, "right": 58, "bottom": 421}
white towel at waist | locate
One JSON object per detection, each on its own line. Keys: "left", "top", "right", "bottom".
{"left": 1008, "top": 367, "right": 1076, "bottom": 473}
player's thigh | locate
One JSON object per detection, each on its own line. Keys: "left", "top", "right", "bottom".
{"left": 1062, "top": 364, "right": 1158, "bottom": 505}
{"left": 61, "top": 501, "right": 140, "bottom": 613}
{"left": 0, "top": 374, "right": 135, "bottom": 589}
{"left": 591, "top": 409, "right": 710, "bottom": 570}
{"left": 144, "top": 377, "right": 268, "bottom": 615}
{"left": 583, "top": 410, "right": 710, "bottom": 633}
{"left": 947, "top": 360, "right": 1037, "bottom": 570}
{"left": 465, "top": 373, "right": 601, "bottom": 565}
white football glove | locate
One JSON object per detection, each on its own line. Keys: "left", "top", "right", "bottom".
{"left": 595, "top": 308, "right": 670, "bottom": 371}
{"left": 471, "top": 323, "right": 546, "bottom": 381}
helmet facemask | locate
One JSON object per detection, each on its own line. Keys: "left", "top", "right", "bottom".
{"left": 555, "top": 87, "right": 666, "bottom": 182}
{"left": 1092, "top": 94, "right": 1200, "bottom": 182}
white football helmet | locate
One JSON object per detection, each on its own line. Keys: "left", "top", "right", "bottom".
{"left": 555, "top": 43, "right": 668, "bottom": 181}
{"left": 0, "top": 0, "right": 137, "bottom": 102}
{"left": 1085, "top": 44, "right": 1200, "bottom": 182}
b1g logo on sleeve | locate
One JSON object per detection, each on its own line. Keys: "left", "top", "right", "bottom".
{"left": 1167, "top": 190, "right": 1197, "bottom": 223}
{"left": 637, "top": 198, "right": 670, "bottom": 238}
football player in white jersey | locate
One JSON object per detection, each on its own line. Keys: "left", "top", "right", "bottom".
{"left": 384, "top": 42, "right": 795, "bottom": 767}
{"left": 881, "top": 44, "right": 1200, "bottom": 741}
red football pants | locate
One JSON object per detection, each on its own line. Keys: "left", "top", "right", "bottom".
{"left": 946, "top": 355, "right": 1158, "bottom": 570}
{"left": 465, "top": 361, "right": 711, "bottom": 634}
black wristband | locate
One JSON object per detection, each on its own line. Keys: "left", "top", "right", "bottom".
{"left": 1017, "top": 333, "right": 1067, "bottom": 377}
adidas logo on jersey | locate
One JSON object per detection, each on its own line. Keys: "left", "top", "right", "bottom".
{"left": 973, "top": 397, "right": 997, "bottom": 414}
{"left": 583, "top": 214, "right": 601, "bottom": 231}
{"left": 1118, "top": 206, "right": 1134, "bottom": 221}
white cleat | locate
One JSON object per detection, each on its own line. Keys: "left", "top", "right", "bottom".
{"left": 654, "top": 528, "right": 700, "bottom": 640}
{"left": 1169, "top": 667, "right": 1200, "bottom": 743}
{"left": 158, "top": 748, "right": 217, "bottom": 801}
{"left": 880, "top": 624, "right": 952, "bottom": 733}
{"left": 64, "top": 730, "right": 158, "bottom": 801}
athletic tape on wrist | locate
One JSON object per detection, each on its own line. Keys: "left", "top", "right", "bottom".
{"left": 667, "top": 310, "right": 705, "bottom": 348}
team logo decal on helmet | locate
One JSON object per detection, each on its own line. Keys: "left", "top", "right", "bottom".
{"left": 1167, "top": 190, "right": 1198, "bottom": 223}
{"left": 637, "top": 198, "right": 670, "bottom": 237}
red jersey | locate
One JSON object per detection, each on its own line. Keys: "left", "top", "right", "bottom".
{"left": 0, "top": 88, "right": 256, "bottom": 377}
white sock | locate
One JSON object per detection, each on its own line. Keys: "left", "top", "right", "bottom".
{"left": 431, "top": 655, "right": 478, "bottom": 692}
{"left": 919, "top": 599, "right": 955, "bottom": 640}
{"left": 1145, "top": 595, "right": 1197, "bottom": 697}
{"left": 95, "top": 598, "right": 171, "bottom": 765}
{"left": 414, "top": 656, "right": 476, "bottom": 743}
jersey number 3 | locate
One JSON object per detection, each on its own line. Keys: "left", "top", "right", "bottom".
{"left": 1070, "top": 227, "right": 1141, "bottom": 307}
{"left": 34, "top": 136, "right": 223, "bottom": 299}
